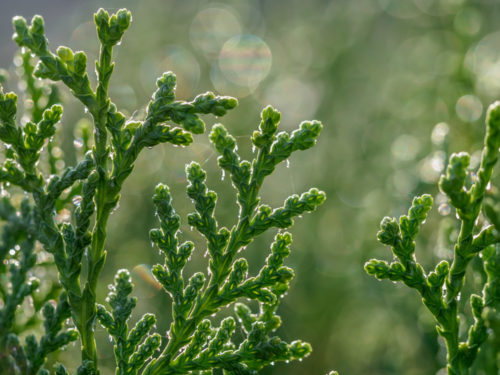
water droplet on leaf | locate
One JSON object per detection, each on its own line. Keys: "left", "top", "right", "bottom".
{"left": 438, "top": 203, "right": 451, "bottom": 216}
{"left": 73, "top": 139, "right": 84, "bottom": 149}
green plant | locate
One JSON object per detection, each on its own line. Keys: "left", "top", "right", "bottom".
{"left": 0, "top": 7, "right": 326, "bottom": 375}
{"left": 365, "top": 101, "right": 500, "bottom": 374}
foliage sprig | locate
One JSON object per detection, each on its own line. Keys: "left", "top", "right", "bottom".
{"left": 135, "top": 106, "right": 325, "bottom": 375}
{"left": 366, "top": 101, "right": 500, "bottom": 375}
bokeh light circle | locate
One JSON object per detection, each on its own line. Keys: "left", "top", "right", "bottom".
{"left": 140, "top": 46, "right": 200, "bottom": 99}
{"left": 465, "top": 31, "right": 500, "bottom": 98}
{"left": 210, "top": 63, "right": 253, "bottom": 98}
{"left": 190, "top": 7, "right": 241, "bottom": 57}
{"left": 431, "top": 122, "right": 450, "bottom": 145}
{"left": 391, "top": 134, "right": 420, "bottom": 161}
{"left": 218, "top": 34, "right": 272, "bottom": 88}
{"left": 454, "top": 7, "right": 482, "bottom": 36}
{"left": 263, "top": 77, "right": 320, "bottom": 129}
{"left": 455, "top": 94, "right": 482, "bottom": 122}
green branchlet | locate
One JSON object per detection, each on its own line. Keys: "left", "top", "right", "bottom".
{"left": 97, "top": 270, "right": 160, "bottom": 375}
{"left": 23, "top": 293, "right": 79, "bottom": 375}
{"left": 18, "top": 50, "right": 62, "bottom": 174}
{"left": 146, "top": 73, "right": 237, "bottom": 135}
{"left": 13, "top": 15, "right": 95, "bottom": 108}
{"left": 140, "top": 106, "right": 324, "bottom": 375}
{"left": 366, "top": 101, "right": 500, "bottom": 375}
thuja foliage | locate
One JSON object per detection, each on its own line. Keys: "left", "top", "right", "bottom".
{"left": 0, "top": 7, "right": 327, "bottom": 375}
{"left": 366, "top": 101, "right": 500, "bottom": 374}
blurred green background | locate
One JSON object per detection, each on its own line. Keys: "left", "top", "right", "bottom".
{"left": 2, "top": 0, "right": 500, "bottom": 374}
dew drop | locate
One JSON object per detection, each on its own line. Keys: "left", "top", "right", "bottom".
{"left": 221, "top": 169, "right": 225, "bottom": 181}
{"left": 73, "top": 139, "right": 84, "bottom": 149}
{"left": 285, "top": 159, "right": 290, "bottom": 168}
{"left": 110, "top": 202, "right": 120, "bottom": 214}
{"left": 72, "top": 195, "right": 83, "bottom": 206}
{"left": 438, "top": 203, "right": 451, "bottom": 216}
{"left": 13, "top": 55, "right": 23, "bottom": 67}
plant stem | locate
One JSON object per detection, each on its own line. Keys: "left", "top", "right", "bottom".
{"left": 78, "top": 42, "right": 114, "bottom": 371}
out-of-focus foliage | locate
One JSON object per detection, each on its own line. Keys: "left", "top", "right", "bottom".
{"left": 2, "top": 0, "right": 500, "bottom": 374}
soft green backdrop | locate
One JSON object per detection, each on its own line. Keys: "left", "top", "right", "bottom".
{"left": 2, "top": 0, "right": 500, "bottom": 374}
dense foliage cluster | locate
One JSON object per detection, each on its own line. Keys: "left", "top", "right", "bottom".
{"left": 0, "top": 8, "right": 326, "bottom": 375}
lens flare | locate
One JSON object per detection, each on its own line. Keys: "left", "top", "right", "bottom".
{"left": 218, "top": 34, "right": 272, "bottom": 88}
{"left": 190, "top": 7, "right": 241, "bottom": 57}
